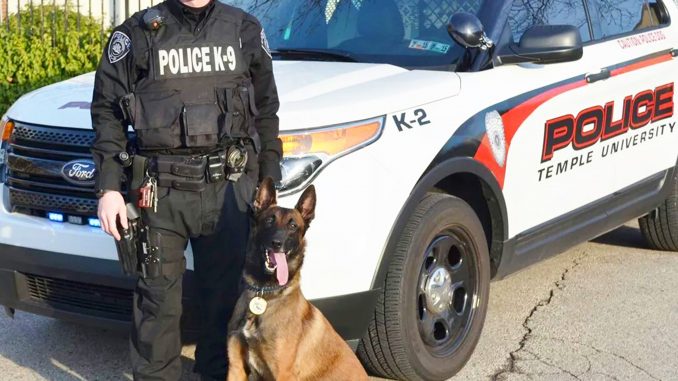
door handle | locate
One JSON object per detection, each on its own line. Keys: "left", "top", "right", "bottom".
{"left": 586, "top": 68, "right": 611, "bottom": 84}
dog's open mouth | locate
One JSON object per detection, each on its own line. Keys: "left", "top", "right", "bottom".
{"left": 264, "top": 249, "right": 290, "bottom": 286}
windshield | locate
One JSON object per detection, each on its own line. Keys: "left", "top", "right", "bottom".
{"left": 224, "top": 0, "right": 485, "bottom": 69}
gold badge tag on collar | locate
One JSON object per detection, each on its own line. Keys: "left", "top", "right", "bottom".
{"left": 249, "top": 296, "right": 267, "bottom": 315}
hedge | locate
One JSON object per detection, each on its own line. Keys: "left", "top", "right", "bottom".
{"left": 0, "top": 6, "right": 109, "bottom": 115}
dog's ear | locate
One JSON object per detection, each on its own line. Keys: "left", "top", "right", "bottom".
{"left": 254, "top": 177, "right": 277, "bottom": 214}
{"left": 295, "top": 185, "right": 316, "bottom": 227}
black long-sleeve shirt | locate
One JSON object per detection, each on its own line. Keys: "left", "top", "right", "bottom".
{"left": 90, "top": 0, "right": 282, "bottom": 192}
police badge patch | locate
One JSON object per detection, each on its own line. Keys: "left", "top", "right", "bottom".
{"left": 108, "top": 31, "right": 132, "bottom": 64}
{"left": 261, "top": 29, "right": 272, "bottom": 59}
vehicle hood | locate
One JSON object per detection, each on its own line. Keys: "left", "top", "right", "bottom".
{"left": 5, "top": 62, "right": 461, "bottom": 131}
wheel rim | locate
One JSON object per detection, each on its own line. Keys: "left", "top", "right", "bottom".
{"left": 416, "top": 228, "right": 478, "bottom": 357}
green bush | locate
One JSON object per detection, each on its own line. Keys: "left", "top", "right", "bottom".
{"left": 0, "top": 5, "right": 109, "bottom": 115}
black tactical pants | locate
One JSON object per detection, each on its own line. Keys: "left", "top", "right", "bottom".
{"left": 130, "top": 181, "right": 249, "bottom": 381}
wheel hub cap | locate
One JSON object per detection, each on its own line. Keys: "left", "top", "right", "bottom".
{"left": 416, "top": 231, "right": 479, "bottom": 356}
{"left": 424, "top": 267, "right": 453, "bottom": 314}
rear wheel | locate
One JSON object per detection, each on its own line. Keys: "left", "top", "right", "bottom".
{"left": 357, "top": 193, "right": 490, "bottom": 381}
{"left": 639, "top": 173, "right": 678, "bottom": 251}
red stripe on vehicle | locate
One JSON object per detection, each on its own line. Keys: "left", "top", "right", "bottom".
{"left": 474, "top": 80, "right": 587, "bottom": 188}
{"left": 473, "top": 52, "right": 673, "bottom": 189}
{"left": 611, "top": 53, "right": 672, "bottom": 77}
{"left": 474, "top": 134, "right": 504, "bottom": 187}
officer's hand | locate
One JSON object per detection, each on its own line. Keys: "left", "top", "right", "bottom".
{"left": 98, "top": 191, "right": 128, "bottom": 241}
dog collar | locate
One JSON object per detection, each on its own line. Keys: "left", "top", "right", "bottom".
{"left": 243, "top": 280, "right": 287, "bottom": 295}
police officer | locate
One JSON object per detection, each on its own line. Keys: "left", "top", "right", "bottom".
{"left": 90, "top": 0, "right": 281, "bottom": 379}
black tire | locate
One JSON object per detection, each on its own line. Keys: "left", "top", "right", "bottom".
{"left": 357, "top": 193, "right": 491, "bottom": 381}
{"left": 639, "top": 173, "right": 678, "bottom": 251}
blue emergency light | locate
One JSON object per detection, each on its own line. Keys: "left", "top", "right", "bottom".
{"left": 88, "top": 218, "right": 101, "bottom": 228}
{"left": 47, "top": 212, "right": 64, "bottom": 222}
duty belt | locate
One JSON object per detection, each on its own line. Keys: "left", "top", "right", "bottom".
{"left": 150, "top": 155, "right": 209, "bottom": 192}
{"left": 138, "top": 141, "right": 249, "bottom": 192}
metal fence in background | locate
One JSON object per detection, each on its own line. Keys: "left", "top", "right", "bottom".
{"left": 1, "top": 0, "right": 162, "bottom": 33}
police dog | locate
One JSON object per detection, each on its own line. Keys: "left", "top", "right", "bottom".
{"left": 226, "top": 178, "right": 368, "bottom": 381}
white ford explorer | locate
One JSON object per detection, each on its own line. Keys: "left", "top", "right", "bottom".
{"left": 1, "top": 0, "right": 677, "bottom": 379}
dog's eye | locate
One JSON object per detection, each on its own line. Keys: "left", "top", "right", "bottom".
{"left": 289, "top": 221, "right": 298, "bottom": 232}
{"left": 265, "top": 216, "right": 275, "bottom": 225}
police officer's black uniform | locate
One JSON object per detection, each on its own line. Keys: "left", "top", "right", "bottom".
{"left": 90, "top": 0, "right": 281, "bottom": 379}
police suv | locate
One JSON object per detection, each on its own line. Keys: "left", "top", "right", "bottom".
{"left": 1, "top": 0, "right": 677, "bottom": 380}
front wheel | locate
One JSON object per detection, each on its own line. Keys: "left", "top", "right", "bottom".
{"left": 357, "top": 193, "right": 491, "bottom": 381}
{"left": 639, "top": 172, "right": 678, "bottom": 251}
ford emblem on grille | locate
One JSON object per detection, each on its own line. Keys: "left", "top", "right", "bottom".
{"left": 61, "top": 159, "right": 97, "bottom": 186}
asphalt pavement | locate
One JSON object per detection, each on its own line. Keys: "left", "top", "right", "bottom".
{"left": 1, "top": 220, "right": 677, "bottom": 380}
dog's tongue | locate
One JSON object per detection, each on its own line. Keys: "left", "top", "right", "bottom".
{"left": 274, "top": 252, "right": 288, "bottom": 286}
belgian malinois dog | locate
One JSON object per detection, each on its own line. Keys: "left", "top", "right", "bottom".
{"left": 226, "top": 177, "right": 368, "bottom": 381}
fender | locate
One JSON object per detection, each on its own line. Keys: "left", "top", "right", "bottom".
{"left": 370, "top": 157, "right": 508, "bottom": 289}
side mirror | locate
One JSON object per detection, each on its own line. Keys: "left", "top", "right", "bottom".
{"left": 496, "top": 25, "right": 583, "bottom": 65}
{"left": 447, "top": 12, "right": 493, "bottom": 50}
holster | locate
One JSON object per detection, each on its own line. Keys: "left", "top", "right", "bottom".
{"left": 114, "top": 203, "right": 142, "bottom": 276}
{"left": 139, "top": 225, "right": 162, "bottom": 279}
{"left": 114, "top": 203, "right": 184, "bottom": 279}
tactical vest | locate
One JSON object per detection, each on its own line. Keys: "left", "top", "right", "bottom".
{"left": 129, "top": 3, "right": 260, "bottom": 152}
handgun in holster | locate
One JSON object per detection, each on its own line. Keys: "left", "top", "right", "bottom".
{"left": 115, "top": 203, "right": 141, "bottom": 276}
{"left": 115, "top": 203, "right": 162, "bottom": 279}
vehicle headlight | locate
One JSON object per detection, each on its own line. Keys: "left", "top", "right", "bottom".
{"left": 1, "top": 115, "right": 13, "bottom": 143}
{"left": 0, "top": 115, "right": 11, "bottom": 183}
{"left": 278, "top": 116, "right": 385, "bottom": 194}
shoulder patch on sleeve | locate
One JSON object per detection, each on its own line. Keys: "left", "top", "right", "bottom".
{"left": 261, "top": 28, "right": 272, "bottom": 59}
{"left": 108, "top": 31, "right": 132, "bottom": 64}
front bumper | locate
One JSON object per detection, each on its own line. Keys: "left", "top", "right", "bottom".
{"left": 0, "top": 243, "right": 378, "bottom": 340}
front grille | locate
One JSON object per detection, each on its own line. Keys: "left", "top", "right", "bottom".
{"left": 12, "top": 123, "right": 95, "bottom": 150}
{"left": 24, "top": 273, "right": 132, "bottom": 320}
{"left": 5, "top": 122, "right": 100, "bottom": 220}
{"left": 9, "top": 187, "right": 98, "bottom": 215}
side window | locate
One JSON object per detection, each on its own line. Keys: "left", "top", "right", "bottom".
{"left": 508, "top": 0, "right": 591, "bottom": 43}
{"left": 587, "top": 0, "right": 667, "bottom": 39}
